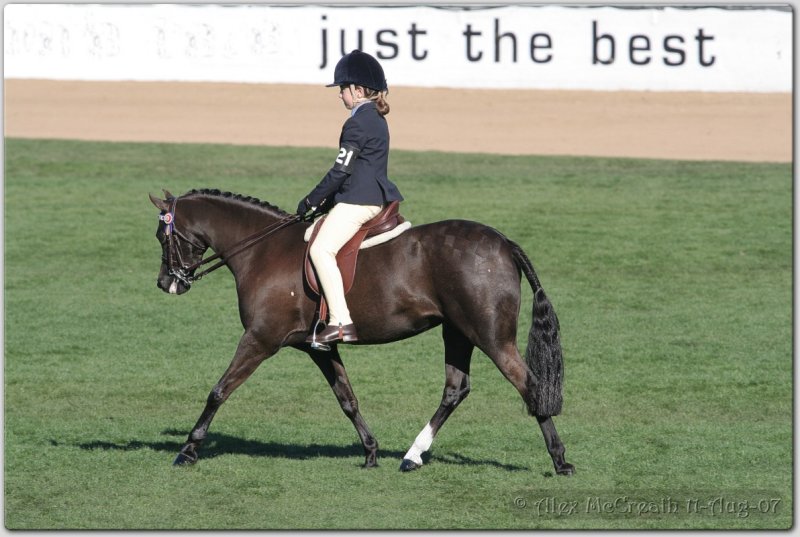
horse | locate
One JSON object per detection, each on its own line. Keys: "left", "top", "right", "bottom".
{"left": 149, "top": 188, "right": 574, "bottom": 475}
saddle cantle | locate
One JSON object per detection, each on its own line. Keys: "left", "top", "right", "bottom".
{"left": 304, "top": 200, "right": 407, "bottom": 297}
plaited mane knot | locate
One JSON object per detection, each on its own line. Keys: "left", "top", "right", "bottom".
{"left": 185, "top": 189, "right": 289, "bottom": 216}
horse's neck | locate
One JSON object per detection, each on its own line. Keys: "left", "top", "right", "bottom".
{"left": 185, "top": 197, "right": 285, "bottom": 253}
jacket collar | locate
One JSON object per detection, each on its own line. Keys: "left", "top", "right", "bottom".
{"left": 351, "top": 100, "right": 376, "bottom": 117}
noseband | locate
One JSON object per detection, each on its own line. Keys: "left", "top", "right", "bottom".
{"left": 159, "top": 196, "right": 300, "bottom": 287}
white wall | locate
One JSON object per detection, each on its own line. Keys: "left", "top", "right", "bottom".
{"left": 4, "top": 4, "right": 792, "bottom": 92}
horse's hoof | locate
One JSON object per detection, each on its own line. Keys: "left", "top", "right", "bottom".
{"left": 172, "top": 450, "right": 198, "bottom": 466}
{"left": 556, "top": 462, "right": 575, "bottom": 476}
{"left": 399, "top": 458, "right": 421, "bottom": 472}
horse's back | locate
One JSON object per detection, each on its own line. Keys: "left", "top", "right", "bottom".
{"left": 361, "top": 218, "right": 518, "bottom": 287}
{"left": 410, "top": 219, "right": 513, "bottom": 262}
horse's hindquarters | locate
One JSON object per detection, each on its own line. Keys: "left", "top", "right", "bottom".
{"left": 345, "top": 221, "right": 521, "bottom": 349}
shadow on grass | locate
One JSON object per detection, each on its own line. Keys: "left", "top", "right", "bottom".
{"left": 61, "top": 428, "right": 528, "bottom": 471}
{"left": 71, "top": 429, "right": 386, "bottom": 463}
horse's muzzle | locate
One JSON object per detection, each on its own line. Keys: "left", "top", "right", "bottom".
{"left": 157, "top": 277, "right": 191, "bottom": 295}
{"left": 157, "top": 267, "right": 192, "bottom": 295}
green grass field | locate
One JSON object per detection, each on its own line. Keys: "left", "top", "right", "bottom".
{"left": 4, "top": 138, "right": 792, "bottom": 529}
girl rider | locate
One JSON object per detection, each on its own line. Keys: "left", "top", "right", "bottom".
{"left": 297, "top": 50, "right": 404, "bottom": 345}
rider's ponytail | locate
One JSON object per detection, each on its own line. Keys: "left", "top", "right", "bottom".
{"left": 363, "top": 88, "right": 390, "bottom": 117}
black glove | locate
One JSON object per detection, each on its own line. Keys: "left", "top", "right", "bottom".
{"left": 296, "top": 197, "right": 312, "bottom": 216}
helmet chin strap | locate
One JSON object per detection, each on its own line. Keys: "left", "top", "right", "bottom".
{"left": 348, "top": 84, "right": 367, "bottom": 106}
{"left": 348, "top": 84, "right": 385, "bottom": 109}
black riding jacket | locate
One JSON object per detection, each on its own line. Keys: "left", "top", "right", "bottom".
{"left": 305, "top": 101, "right": 404, "bottom": 208}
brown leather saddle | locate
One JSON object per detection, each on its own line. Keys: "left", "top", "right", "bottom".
{"left": 304, "top": 200, "right": 404, "bottom": 297}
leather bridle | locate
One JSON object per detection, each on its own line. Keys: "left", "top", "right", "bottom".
{"left": 159, "top": 196, "right": 301, "bottom": 288}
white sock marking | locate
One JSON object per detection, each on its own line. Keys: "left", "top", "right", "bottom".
{"left": 403, "top": 423, "right": 434, "bottom": 465}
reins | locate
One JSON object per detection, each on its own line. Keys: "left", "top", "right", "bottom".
{"left": 162, "top": 196, "right": 301, "bottom": 285}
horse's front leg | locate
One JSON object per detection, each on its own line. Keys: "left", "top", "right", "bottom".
{"left": 307, "top": 346, "right": 379, "bottom": 468}
{"left": 174, "top": 331, "right": 273, "bottom": 466}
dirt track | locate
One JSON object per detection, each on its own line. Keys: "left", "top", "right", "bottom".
{"left": 4, "top": 79, "right": 792, "bottom": 162}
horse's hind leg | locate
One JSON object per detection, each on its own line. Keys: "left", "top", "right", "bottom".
{"left": 173, "top": 331, "right": 271, "bottom": 466}
{"left": 308, "top": 346, "right": 379, "bottom": 468}
{"left": 485, "top": 342, "right": 574, "bottom": 475}
{"left": 400, "top": 322, "right": 473, "bottom": 472}
{"left": 536, "top": 415, "right": 574, "bottom": 475}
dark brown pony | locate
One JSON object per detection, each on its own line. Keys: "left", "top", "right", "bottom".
{"left": 149, "top": 189, "right": 573, "bottom": 475}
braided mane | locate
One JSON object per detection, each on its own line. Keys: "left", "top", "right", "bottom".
{"left": 184, "top": 188, "right": 289, "bottom": 217}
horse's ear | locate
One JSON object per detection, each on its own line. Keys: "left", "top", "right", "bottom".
{"left": 149, "top": 192, "right": 170, "bottom": 212}
{"left": 163, "top": 189, "right": 174, "bottom": 200}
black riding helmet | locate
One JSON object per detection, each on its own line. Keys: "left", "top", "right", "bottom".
{"left": 326, "top": 50, "right": 388, "bottom": 92}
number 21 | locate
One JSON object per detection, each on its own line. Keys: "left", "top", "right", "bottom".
{"left": 337, "top": 147, "right": 354, "bottom": 167}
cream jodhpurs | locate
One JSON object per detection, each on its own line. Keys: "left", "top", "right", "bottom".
{"left": 309, "top": 202, "right": 382, "bottom": 326}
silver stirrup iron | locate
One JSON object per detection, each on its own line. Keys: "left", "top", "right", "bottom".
{"left": 310, "top": 318, "right": 331, "bottom": 351}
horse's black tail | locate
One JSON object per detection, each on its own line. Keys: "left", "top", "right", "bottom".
{"left": 509, "top": 240, "right": 563, "bottom": 417}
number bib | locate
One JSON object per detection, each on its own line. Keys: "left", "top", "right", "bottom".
{"left": 333, "top": 143, "right": 360, "bottom": 174}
